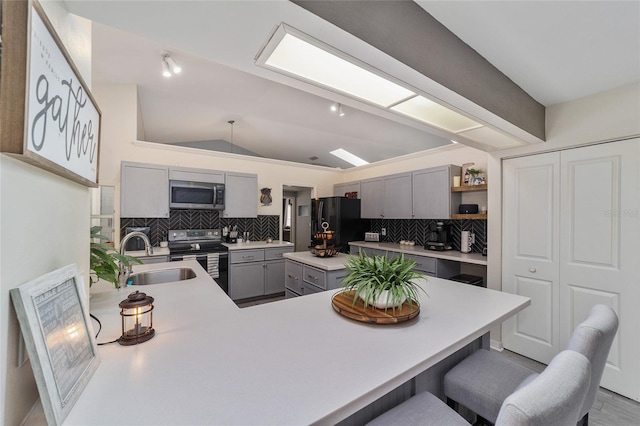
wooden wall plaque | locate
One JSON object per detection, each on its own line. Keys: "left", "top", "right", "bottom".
{"left": 0, "top": 0, "right": 101, "bottom": 187}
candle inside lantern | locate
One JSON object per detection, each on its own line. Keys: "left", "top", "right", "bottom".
{"left": 119, "top": 291, "right": 155, "bottom": 346}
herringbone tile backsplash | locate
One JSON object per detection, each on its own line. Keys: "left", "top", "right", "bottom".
{"left": 121, "top": 210, "right": 280, "bottom": 245}
{"left": 122, "top": 210, "right": 485, "bottom": 253}
{"left": 370, "top": 218, "right": 486, "bottom": 253}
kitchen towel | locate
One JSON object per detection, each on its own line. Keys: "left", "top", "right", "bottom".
{"left": 207, "top": 253, "right": 219, "bottom": 279}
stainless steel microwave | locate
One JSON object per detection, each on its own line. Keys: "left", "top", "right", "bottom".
{"left": 169, "top": 180, "right": 225, "bottom": 210}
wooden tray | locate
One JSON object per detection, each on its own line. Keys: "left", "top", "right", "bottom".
{"left": 331, "top": 291, "right": 420, "bottom": 324}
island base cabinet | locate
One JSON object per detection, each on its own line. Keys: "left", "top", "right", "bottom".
{"left": 285, "top": 260, "right": 303, "bottom": 297}
{"left": 286, "top": 260, "right": 347, "bottom": 297}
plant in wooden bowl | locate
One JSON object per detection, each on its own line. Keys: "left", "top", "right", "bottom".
{"left": 341, "top": 252, "right": 426, "bottom": 312}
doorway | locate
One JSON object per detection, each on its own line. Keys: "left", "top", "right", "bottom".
{"left": 282, "top": 185, "right": 313, "bottom": 252}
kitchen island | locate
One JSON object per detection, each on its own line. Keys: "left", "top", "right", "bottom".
{"left": 57, "top": 261, "right": 528, "bottom": 425}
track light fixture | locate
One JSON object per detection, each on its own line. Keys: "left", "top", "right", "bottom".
{"left": 330, "top": 103, "right": 345, "bottom": 117}
{"left": 161, "top": 51, "right": 181, "bottom": 78}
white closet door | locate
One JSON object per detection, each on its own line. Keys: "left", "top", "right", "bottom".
{"left": 560, "top": 138, "right": 640, "bottom": 400}
{"left": 502, "top": 152, "right": 561, "bottom": 363}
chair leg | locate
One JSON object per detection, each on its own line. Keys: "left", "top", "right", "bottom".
{"left": 473, "top": 415, "right": 492, "bottom": 426}
{"left": 446, "top": 397, "right": 459, "bottom": 411}
{"left": 577, "top": 412, "right": 588, "bottom": 426}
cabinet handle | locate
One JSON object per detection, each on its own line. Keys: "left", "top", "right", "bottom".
{"left": 275, "top": 253, "right": 283, "bottom": 257}
{"left": 243, "top": 255, "right": 254, "bottom": 260}
{"left": 308, "top": 275, "right": 318, "bottom": 281}
{"left": 287, "top": 274, "right": 299, "bottom": 280}
{"left": 529, "top": 267, "right": 537, "bottom": 273}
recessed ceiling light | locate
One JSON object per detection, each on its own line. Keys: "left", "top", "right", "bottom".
{"left": 330, "top": 148, "right": 369, "bottom": 167}
{"left": 256, "top": 25, "right": 415, "bottom": 107}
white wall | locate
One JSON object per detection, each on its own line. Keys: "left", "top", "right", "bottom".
{"left": 0, "top": 2, "right": 92, "bottom": 424}
{"left": 92, "top": 83, "right": 343, "bottom": 244}
{"left": 339, "top": 144, "right": 488, "bottom": 183}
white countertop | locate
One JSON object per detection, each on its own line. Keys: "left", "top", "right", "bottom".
{"left": 60, "top": 261, "right": 528, "bottom": 425}
{"left": 350, "top": 241, "right": 488, "bottom": 266}
{"left": 284, "top": 251, "right": 351, "bottom": 271}
{"left": 223, "top": 240, "right": 294, "bottom": 250}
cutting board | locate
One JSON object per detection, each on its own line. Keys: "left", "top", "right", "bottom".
{"left": 331, "top": 291, "right": 420, "bottom": 324}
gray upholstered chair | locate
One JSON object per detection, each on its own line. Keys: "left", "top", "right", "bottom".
{"left": 443, "top": 304, "right": 618, "bottom": 425}
{"left": 366, "top": 350, "right": 591, "bottom": 426}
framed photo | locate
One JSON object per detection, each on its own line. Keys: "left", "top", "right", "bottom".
{"left": 461, "top": 162, "right": 474, "bottom": 186}
{"left": 10, "top": 264, "right": 100, "bottom": 426}
{"left": 0, "top": 0, "right": 101, "bottom": 187}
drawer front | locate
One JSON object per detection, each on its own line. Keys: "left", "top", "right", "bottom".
{"left": 265, "top": 246, "right": 293, "bottom": 260}
{"left": 303, "top": 265, "right": 327, "bottom": 289}
{"left": 285, "top": 261, "right": 303, "bottom": 292}
{"left": 230, "top": 249, "right": 265, "bottom": 264}
{"left": 303, "top": 282, "right": 323, "bottom": 295}
{"left": 285, "top": 288, "right": 301, "bottom": 298}
{"left": 404, "top": 254, "right": 436, "bottom": 273}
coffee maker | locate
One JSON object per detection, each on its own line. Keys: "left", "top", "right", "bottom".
{"left": 424, "top": 222, "right": 452, "bottom": 251}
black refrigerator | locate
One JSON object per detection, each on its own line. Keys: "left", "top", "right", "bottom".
{"left": 311, "top": 197, "right": 369, "bottom": 253}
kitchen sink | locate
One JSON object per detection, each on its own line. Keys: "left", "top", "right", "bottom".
{"left": 128, "top": 268, "right": 196, "bottom": 285}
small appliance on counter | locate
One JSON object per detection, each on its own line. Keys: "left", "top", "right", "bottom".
{"left": 225, "top": 225, "right": 238, "bottom": 243}
{"left": 424, "top": 222, "right": 452, "bottom": 251}
{"left": 365, "top": 232, "right": 380, "bottom": 242}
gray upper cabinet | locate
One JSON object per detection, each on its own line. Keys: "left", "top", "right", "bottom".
{"left": 224, "top": 172, "right": 258, "bottom": 218}
{"left": 334, "top": 181, "right": 361, "bottom": 198}
{"left": 120, "top": 162, "right": 169, "bottom": 218}
{"left": 412, "top": 165, "right": 461, "bottom": 219}
{"left": 169, "top": 167, "right": 224, "bottom": 184}
{"left": 360, "top": 178, "right": 384, "bottom": 218}
{"left": 383, "top": 173, "right": 413, "bottom": 219}
{"left": 360, "top": 174, "right": 412, "bottom": 219}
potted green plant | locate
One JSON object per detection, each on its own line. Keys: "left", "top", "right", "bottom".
{"left": 341, "top": 252, "right": 426, "bottom": 312}
{"left": 90, "top": 226, "right": 141, "bottom": 289}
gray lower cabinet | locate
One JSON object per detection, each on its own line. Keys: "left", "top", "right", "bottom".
{"left": 120, "top": 162, "right": 169, "bottom": 218}
{"left": 285, "top": 260, "right": 347, "bottom": 297}
{"left": 229, "top": 246, "right": 293, "bottom": 300}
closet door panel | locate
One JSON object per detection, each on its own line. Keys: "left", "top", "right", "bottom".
{"left": 502, "top": 152, "right": 560, "bottom": 363}
{"left": 560, "top": 139, "right": 640, "bottom": 400}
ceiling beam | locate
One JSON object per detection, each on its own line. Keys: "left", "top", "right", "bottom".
{"left": 292, "top": 0, "right": 546, "bottom": 141}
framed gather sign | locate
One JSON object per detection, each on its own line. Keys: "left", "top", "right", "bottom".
{"left": 10, "top": 264, "right": 100, "bottom": 426}
{"left": 0, "top": 0, "right": 101, "bottom": 187}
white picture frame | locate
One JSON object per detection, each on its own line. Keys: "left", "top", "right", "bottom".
{"left": 10, "top": 264, "right": 100, "bottom": 426}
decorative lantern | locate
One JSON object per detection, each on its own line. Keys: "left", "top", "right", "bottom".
{"left": 119, "top": 291, "right": 155, "bottom": 346}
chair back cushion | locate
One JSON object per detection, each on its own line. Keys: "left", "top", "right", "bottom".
{"left": 567, "top": 304, "right": 619, "bottom": 417}
{"left": 495, "top": 350, "right": 590, "bottom": 426}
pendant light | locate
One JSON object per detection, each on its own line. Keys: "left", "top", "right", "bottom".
{"left": 228, "top": 120, "right": 235, "bottom": 154}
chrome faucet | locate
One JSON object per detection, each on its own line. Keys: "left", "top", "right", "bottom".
{"left": 118, "top": 232, "right": 153, "bottom": 288}
{"left": 120, "top": 231, "right": 154, "bottom": 256}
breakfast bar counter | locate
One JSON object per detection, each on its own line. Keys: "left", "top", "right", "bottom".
{"left": 60, "top": 261, "right": 528, "bottom": 425}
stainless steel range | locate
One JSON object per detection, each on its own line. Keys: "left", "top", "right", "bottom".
{"left": 168, "top": 229, "right": 228, "bottom": 293}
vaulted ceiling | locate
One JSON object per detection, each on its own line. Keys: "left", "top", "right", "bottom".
{"left": 65, "top": 0, "right": 640, "bottom": 168}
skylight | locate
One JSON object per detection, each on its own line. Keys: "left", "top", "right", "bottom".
{"left": 330, "top": 148, "right": 369, "bottom": 167}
